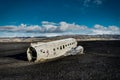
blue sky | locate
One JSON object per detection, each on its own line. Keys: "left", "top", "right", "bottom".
{"left": 0, "top": 0, "right": 120, "bottom": 37}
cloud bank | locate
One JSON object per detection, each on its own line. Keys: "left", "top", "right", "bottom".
{"left": 0, "top": 21, "right": 120, "bottom": 37}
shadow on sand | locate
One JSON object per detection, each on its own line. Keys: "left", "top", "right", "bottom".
{"left": 5, "top": 53, "right": 28, "bottom": 61}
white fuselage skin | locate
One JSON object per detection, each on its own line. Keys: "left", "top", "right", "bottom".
{"left": 27, "top": 38, "right": 77, "bottom": 62}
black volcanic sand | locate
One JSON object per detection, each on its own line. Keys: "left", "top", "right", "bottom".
{"left": 0, "top": 40, "right": 120, "bottom": 80}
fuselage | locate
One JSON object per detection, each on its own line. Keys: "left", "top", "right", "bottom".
{"left": 27, "top": 38, "right": 77, "bottom": 62}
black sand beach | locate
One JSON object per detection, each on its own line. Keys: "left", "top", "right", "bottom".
{"left": 0, "top": 40, "right": 120, "bottom": 80}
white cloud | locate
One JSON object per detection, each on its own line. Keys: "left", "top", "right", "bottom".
{"left": 91, "top": 24, "right": 120, "bottom": 35}
{"left": 83, "top": 0, "right": 103, "bottom": 7}
{"left": 93, "top": 0, "right": 102, "bottom": 5}
{"left": 0, "top": 26, "right": 17, "bottom": 31}
{"left": 94, "top": 24, "right": 107, "bottom": 30}
{"left": 59, "top": 22, "right": 69, "bottom": 31}
{"left": 0, "top": 21, "right": 120, "bottom": 37}
{"left": 59, "top": 22, "right": 87, "bottom": 31}
{"left": 108, "top": 26, "right": 120, "bottom": 31}
{"left": 42, "top": 21, "right": 57, "bottom": 25}
{"left": 26, "top": 25, "right": 42, "bottom": 32}
{"left": 92, "top": 29, "right": 112, "bottom": 34}
{"left": 83, "top": 0, "right": 91, "bottom": 7}
{"left": 42, "top": 21, "right": 57, "bottom": 32}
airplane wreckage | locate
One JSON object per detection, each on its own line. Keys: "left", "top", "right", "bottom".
{"left": 27, "top": 38, "right": 84, "bottom": 62}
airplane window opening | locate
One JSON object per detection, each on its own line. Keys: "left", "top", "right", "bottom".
{"left": 53, "top": 48, "right": 55, "bottom": 51}
{"left": 60, "top": 46, "right": 62, "bottom": 50}
{"left": 63, "top": 45, "right": 65, "bottom": 49}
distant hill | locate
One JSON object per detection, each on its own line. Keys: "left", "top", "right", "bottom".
{"left": 0, "top": 35, "right": 120, "bottom": 42}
